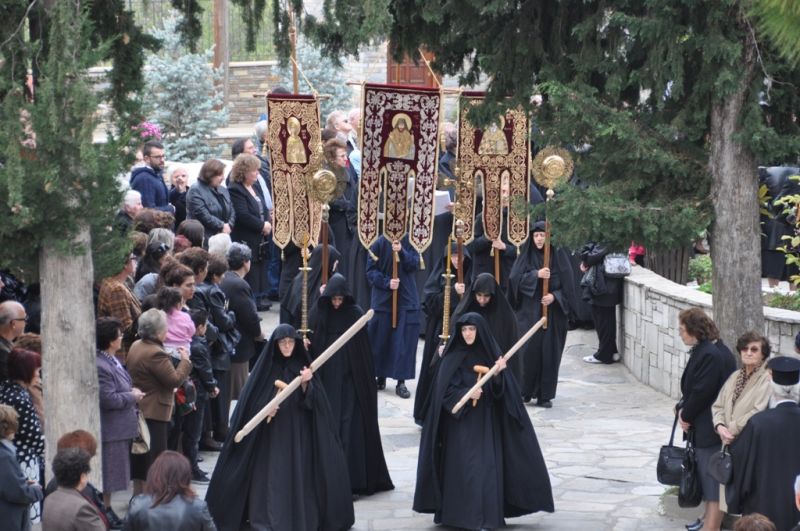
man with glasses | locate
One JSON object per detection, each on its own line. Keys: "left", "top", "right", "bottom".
{"left": 130, "top": 140, "right": 175, "bottom": 213}
{"left": 0, "top": 301, "right": 27, "bottom": 379}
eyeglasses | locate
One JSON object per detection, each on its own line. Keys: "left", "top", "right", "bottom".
{"left": 147, "top": 154, "right": 165, "bottom": 160}
{"left": 12, "top": 316, "right": 28, "bottom": 323}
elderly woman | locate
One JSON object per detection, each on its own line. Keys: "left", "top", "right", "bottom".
{"left": 126, "top": 309, "right": 192, "bottom": 495}
{"left": 0, "top": 348, "right": 44, "bottom": 523}
{"left": 126, "top": 451, "right": 216, "bottom": 530}
{"left": 168, "top": 166, "right": 189, "bottom": 228}
{"left": 0, "top": 404, "right": 43, "bottom": 531}
{"left": 177, "top": 219, "right": 205, "bottom": 249}
{"left": 98, "top": 253, "right": 141, "bottom": 338}
{"left": 229, "top": 153, "right": 272, "bottom": 311}
{"left": 95, "top": 317, "right": 143, "bottom": 514}
{"left": 677, "top": 308, "right": 737, "bottom": 531}
{"left": 41, "top": 448, "right": 105, "bottom": 530}
{"left": 187, "top": 159, "right": 235, "bottom": 245}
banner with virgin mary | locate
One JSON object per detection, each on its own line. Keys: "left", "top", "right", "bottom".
{"left": 358, "top": 83, "right": 442, "bottom": 255}
{"left": 455, "top": 92, "right": 530, "bottom": 248}
{"left": 266, "top": 93, "right": 324, "bottom": 249}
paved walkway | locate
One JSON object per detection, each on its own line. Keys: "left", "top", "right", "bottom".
{"left": 108, "top": 307, "right": 699, "bottom": 530}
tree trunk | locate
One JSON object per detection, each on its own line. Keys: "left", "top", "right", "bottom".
{"left": 710, "top": 31, "right": 763, "bottom": 351}
{"left": 40, "top": 225, "right": 102, "bottom": 486}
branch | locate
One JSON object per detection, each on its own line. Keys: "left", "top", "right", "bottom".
{"left": 0, "top": 0, "right": 39, "bottom": 52}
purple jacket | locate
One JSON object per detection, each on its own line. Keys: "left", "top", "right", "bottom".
{"left": 96, "top": 352, "right": 138, "bottom": 442}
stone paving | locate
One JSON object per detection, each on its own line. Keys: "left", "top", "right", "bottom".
{"left": 106, "top": 306, "right": 700, "bottom": 530}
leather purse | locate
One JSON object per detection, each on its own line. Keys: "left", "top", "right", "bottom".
{"left": 708, "top": 444, "right": 733, "bottom": 485}
{"left": 131, "top": 409, "right": 150, "bottom": 455}
{"left": 678, "top": 429, "right": 703, "bottom": 508}
{"left": 657, "top": 410, "right": 685, "bottom": 486}
{"left": 603, "top": 253, "right": 632, "bottom": 278}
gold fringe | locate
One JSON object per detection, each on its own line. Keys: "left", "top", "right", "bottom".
{"left": 419, "top": 255, "right": 425, "bottom": 270}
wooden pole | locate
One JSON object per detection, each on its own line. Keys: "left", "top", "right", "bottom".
{"left": 494, "top": 250, "right": 501, "bottom": 283}
{"left": 541, "top": 220, "right": 551, "bottom": 330}
{"left": 456, "top": 219, "right": 464, "bottom": 286}
{"left": 451, "top": 317, "right": 547, "bottom": 414}
{"left": 288, "top": 7, "right": 299, "bottom": 94}
{"left": 392, "top": 249, "right": 399, "bottom": 328}
{"left": 212, "top": 0, "right": 229, "bottom": 105}
{"left": 235, "top": 309, "right": 375, "bottom": 442}
{"left": 321, "top": 206, "right": 329, "bottom": 285}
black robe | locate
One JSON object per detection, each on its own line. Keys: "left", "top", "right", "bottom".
{"left": 346, "top": 242, "right": 371, "bottom": 313}
{"left": 413, "top": 313, "right": 554, "bottom": 529}
{"left": 728, "top": 401, "right": 800, "bottom": 531}
{"left": 281, "top": 245, "right": 342, "bottom": 329}
{"left": 508, "top": 232, "right": 571, "bottom": 402}
{"left": 469, "top": 211, "right": 518, "bottom": 294}
{"left": 415, "top": 211, "right": 455, "bottom": 306}
{"left": 278, "top": 228, "right": 338, "bottom": 300}
{"left": 205, "top": 324, "right": 354, "bottom": 531}
{"left": 308, "top": 274, "right": 394, "bottom": 495}
{"left": 451, "top": 272, "right": 520, "bottom": 378}
{"left": 328, "top": 172, "right": 358, "bottom": 277}
{"left": 414, "top": 242, "right": 472, "bottom": 425}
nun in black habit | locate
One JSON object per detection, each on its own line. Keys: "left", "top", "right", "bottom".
{"left": 280, "top": 244, "right": 341, "bottom": 328}
{"left": 469, "top": 212, "right": 518, "bottom": 294}
{"left": 413, "top": 313, "right": 554, "bottom": 530}
{"left": 508, "top": 221, "right": 572, "bottom": 407}
{"left": 277, "top": 228, "right": 338, "bottom": 300}
{"left": 205, "top": 324, "right": 355, "bottom": 531}
{"left": 413, "top": 241, "right": 472, "bottom": 425}
{"left": 307, "top": 273, "right": 394, "bottom": 495}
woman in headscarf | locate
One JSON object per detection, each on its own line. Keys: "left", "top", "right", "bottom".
{"left": 508, "top": 221, "right": 571, "bottom": 408}
{"left": 413, "top": 313, "right": 554, "bottom": 530}
{"left": 414, "top": 241, "right": 472, "bottom": 425}
{"left": 307, "top": 273, "right": 393, "bottom": 496}
{"left": 205, "top": 324, "right": 354, "bottom": 531}
{"left": 280, "top": 245, "right": 341, "bottom": 329}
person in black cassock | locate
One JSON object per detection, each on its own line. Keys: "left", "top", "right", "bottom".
{"left": 324, "top": 139, "right": 358, "bottom": 278}
{"left": 367, "top": 235, "right": 421, "bottom": 399}
{"left": 280, "top": 245, "right": 341, "bottom": 329}
{"left": 728, "top": 356, "right": 800, "bottom": 531}
{"left": 468, "top": 179, "right": 518, "bottom": 294}
{"left": 413, "top": 241, "right": 472, "bottom": 425}
{"left": 413, "top": 313, "right": 554, "bottom": 530}
{"left": 451, "top": 272, "right": 519, "bottom": 378}
{"left": 306, "top": 273, "right": 394, "bottom": 496}
{"left": 508, "top": 221, "right": 571, "bottom": 408}
{"left": 205, "top": 324, "right": 354, "bottom": 531}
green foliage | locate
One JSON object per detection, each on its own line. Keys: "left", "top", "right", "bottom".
{"left": 764, "top": 292, "right": 800, "bottom": 311}
{"left": 751, "top": 0, "right": 800, "bottom": 65}
{"left": 689, "top": 255, "right": 713, "bottom": 285}
{"left": 0, "top": 1, "right": 130, "bottom": 280}
{"left": 274, "top": 39, "right": 353, "bottom": 116}
{"left": 698, "top": 282, "right": 713, "bottom": 294}
{"left": 143, "top": 13, "right": 228, "bottom": 162}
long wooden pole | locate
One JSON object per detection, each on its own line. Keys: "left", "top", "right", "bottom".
{"left": 392, "top": 249, "right": 399, "bottom": 328}
{"left": 541, "top": 220, "right": 551, "bottom": 330}
{"left": 494, "top": 250, "right": 501, "bottom": 283}
{"left": 288, "top": 7, "right": 298, "bottom": 94}
{"left": 451, "top": 316, "right": 547, "bottom": 414}
{"left": 321, "top": 206, "right": 330, "bottom": 285}
{"left": 456, "top": 219, "right": 464, "bottom": 286}
{"left": 235, "top": 309, "right": 375, "bottom": 442}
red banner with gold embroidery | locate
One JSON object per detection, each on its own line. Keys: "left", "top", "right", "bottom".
{"left": 456, "top": 93, "right": 530, "bottom": 247}
{"left": 358, "top": 83, "right": 442, "bottom": 254}
{"left": 267, "top": 93, "right": 323, "bottom": 249}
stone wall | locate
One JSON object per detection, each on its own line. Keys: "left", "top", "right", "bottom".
{"left": 620, "top": 267, "right": 800, "bottom": 399}
{"left": 227, "top": 61, "right": 282, "bottom": 125}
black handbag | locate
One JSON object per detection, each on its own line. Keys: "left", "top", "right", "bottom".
{"left": 708, "top": 444, "right": 733, "bottom": 485}
{"left": 678, "top": 430, "right": 703, "bottom": 508}
{"left": 657, "top": 410, "right": 685, "bottom": 486}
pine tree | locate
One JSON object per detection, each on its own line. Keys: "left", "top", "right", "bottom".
{"left": 143, "top": 13, "right": 228, "bottom": 162}
{"left": 274, "top": 39, "right": 353, "bottom": 117}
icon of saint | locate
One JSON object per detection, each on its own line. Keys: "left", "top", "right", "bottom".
{"left": 286, "top": 116, "right": 307, "bottom": 164}
{"left": 478, "top": 116, "right": 509, "bottom": 155}
{"left": 383, "top": 113, "right": 415, "bottom": 160}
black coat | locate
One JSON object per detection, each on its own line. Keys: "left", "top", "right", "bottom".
{"left": 125, "top": 493, "right": 216, "bottom": 530}
{"left": 308, "top": 274, "right": 393, "bottom": 495}
{"left": 169, "top": 187, "right": 187, "bottom": 228}
{"left": 413, "top": 313, "right": 554, "bottom": 528}
{"left": 219, "top": 272, "right": 261, "bottom": 363}
{"left": 281, "top": 245, "right": 341, "bottom": 329}
{"left": 189, "top": 336, "right": 217, "bottom": 399}
{"left": 194, "top": 282, "right": 237, "bottom": 371}
{"left": 229, "top": 181, "right": 267, "bottom": 259}
{"left": 728, "top": 402, "right": 800, "bottom": 531}
{"left": 579, "top": 242, "right": 623, "bottom": 307}
{"left": 679, "top": 339, "right": 736, "bottom": 448}
{"left": 469, "top": 212, "right": 518, "bottom": 294}
{"left": 186, "top": 180, "right": 235, "bottom": 242}
{"left": 205, "top": 325, "right": 355, "bottom": 531}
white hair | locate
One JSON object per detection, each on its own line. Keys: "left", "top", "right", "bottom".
{"left": 255, "top": 120, "right": 268, "bottom": 140}
{"left": 137, "top": 308, "right": 167, "bottom": 341}
{"left": 796, "top": 474, "right": 800, "bottom": 494}
{"left": 167, "top": 165, "right": 188, "bottom": 182}
{"left": 123, "top": 189, "right": 142, "bottom": 208}
{"left": 770, "top": 381, "right": 800, "bottom": 405}
{"left": 208, "top": 233, "right": 232, "bottom": 258}
{"left": 326, "top": 110, "right": 346, "bottom": 130}
{"left": 147, "top": 228, "right": 175, "bottom": 252}
{"left": 348, "top": 108, "right": 361, "bottom": 122}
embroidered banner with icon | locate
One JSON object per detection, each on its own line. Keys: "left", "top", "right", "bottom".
{"left": 267, "top": 93, "right": 323, "bottom": 249}
{"left": 358, "top": 83, "right": 442, "bottom": 253}
{"left": 455, "top": 92, "right": 530, "bottom": 247}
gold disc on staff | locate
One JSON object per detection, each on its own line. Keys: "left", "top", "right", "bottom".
{"left": 532, "top": 146, "right": 574, "bottom": 189}
{"left": 306, "top": 145, "right": 348, "bottom": 205}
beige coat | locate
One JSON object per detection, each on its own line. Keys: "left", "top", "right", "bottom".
{"left": 126, "top": 339, "right": 192, "bottom": 422}
{"left": 711, "top": 365, "right": 771, "bottom": 437}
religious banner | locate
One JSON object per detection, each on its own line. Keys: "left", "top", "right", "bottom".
{"left": 455, "top": 92, "right": 530, "bottom": 247}
{"left": 267, "top": 93, "right": 324, "bottom": 249}
{"left": 358, "top": 83, "right": 442, "bottom": 255}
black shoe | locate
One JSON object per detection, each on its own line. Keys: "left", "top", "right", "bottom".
{"left": 376, "top": 377, "right": 386, "bottom": 390}
{"left": 522, "top": 394, "right": 532, "bottom": 403}
{"left": 536, "top": 399, "right": 553, "bottom": 408}
{"left": 200, "top": 438, "right": 222, "bottom": 451}
{"left": 257, "top": 301, "right": 272, "bottom": 312}
{"left": 191, "top": 469, "right": 210, "bottom": 483}
{"left": 686, "top": 519, "right": 703, "bottom": 531}
{"left": 267, "top": 292, "right": 280, "bottom": 302}
{"left": 197, "top": 455, "right": 203, "bottom": 462}
{"left": 396, "top": 383, "right": 411, "bottom": 399}
{"left": 105, "top": 508, "right": 124, "bottom": 529}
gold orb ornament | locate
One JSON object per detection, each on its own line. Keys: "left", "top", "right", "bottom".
{"left": 532, "top": 146, "right": 574, "bottom": 189}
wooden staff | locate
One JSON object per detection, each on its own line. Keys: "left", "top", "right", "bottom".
{"left": 472, "top": 365, "right": 489, "bottom": 407}
{"left": 493, "top": 249, "right": 501, "bottom": 283}
{"left": 451, "top": 316, "right": 547, "bottom": 414}
{"left": 456, "top": 219, "right": 465, "bottom": 286}
{"left": 234, "top": 309, "right": 375, "bottom": 442}
{"left": 392, "top": 245, "right": 399, "bottom": 329}
{"left": 541, "top": 220, "right": 551, "bottom": 330}
{"left": 288, "top": 7, "right": 298, "bottom": 94}
{"left": 321, "top": 205, "right": 330, "bottom": 285}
